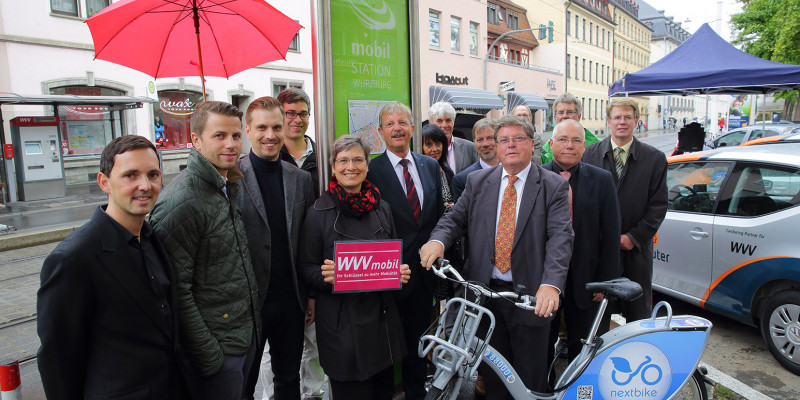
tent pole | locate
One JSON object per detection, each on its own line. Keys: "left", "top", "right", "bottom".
{"left": 762, "top": 92, "right": 766, "bottom": 132}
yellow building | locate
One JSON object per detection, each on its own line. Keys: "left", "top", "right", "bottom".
{"left": 562, "top": 0, "right": 615, "bottom": 136}
{"left": 610, "top": 0, "right": 652, "bottom": 127}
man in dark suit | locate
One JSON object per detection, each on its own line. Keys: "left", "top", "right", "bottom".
{"left": 452, "top": 118, "right": 499, "bottom": 203}
{"left": 583, "top": 98, "right": 668, "bottom": 321}
{"left": 429, "top": 101, "right": 479, "bottom": 173}
{"left": 421, "top": 115, "right": 574, "bottom": 397}
{"left": 238, "top": 97, "right": 315, "bottom": 400}
{"left": 37, "top": 136, "right": 187, "bottom": 399}
{"left": 366, "top": 101, "right": 443, "bottom": 400}
{"left": 543, "top": 119, "right": 621, "bottom": 364}
{"left": 511, "top": 105, "right": 543, "bottom": 165}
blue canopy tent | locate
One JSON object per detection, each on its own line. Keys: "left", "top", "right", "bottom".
{"left": 609, "top": 24, "right": 800, "bottom": 97}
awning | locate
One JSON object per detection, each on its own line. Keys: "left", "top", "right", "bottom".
{"left": 0, "top": 93, "right": 156, "bottom": 110}
{"left": 506, "top": 92, "right": 549, "bottom": 112}
{"left": 429, "top": 85, "right": 504, "bottom": 112}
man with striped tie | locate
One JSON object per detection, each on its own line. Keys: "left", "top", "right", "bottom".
{"left": 582, "top": 98, "right": 668, "bottom": 321}
{"left": 365, "top": 101, "right": 444, "bottom": 400}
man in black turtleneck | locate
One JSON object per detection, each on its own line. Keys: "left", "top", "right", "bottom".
{"left": 236, "top": 96, "right": 315, "bottom": 400}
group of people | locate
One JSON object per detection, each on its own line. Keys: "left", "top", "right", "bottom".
{"left": 36, "top": 89, "right": 667, "bottom": 400}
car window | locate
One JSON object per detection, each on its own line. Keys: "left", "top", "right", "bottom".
{"left": 764, "top": 129, "right": 781, "bottom": 137}
{"left": 717, "top": 163, "right": 800, "bottom": 217}
{"left": 666, "top": 161, "right": 731, "bottom": 213}
{"left": 716, "top": 130, "right": 746, "bottom": 147}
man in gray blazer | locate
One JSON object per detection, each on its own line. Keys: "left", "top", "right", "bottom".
{"left": 429, "top": 101, "right": 479, "bottom": 173}
{"left": 237, "top": 96, "right": 315, "bottom": 400}
{"left": 421, "top": 115, "right": 574, "bottom": 397}
{"left": 511, "top": 105, "right": 543, "bottom": 165}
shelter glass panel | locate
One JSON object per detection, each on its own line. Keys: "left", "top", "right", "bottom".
{"left": 50, "top": 86, "right": 122, "bottom": 156}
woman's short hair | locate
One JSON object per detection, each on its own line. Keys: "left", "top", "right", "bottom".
{"left": 421, "top": 124, "right": 450, "bottom": 168}
{"left": 330, "top": 135, "right": 371, "bottom": 166}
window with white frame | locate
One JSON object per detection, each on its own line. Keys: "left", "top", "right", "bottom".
{"left": 451, "top": 16, "right": 461, "bottom": 52}
{"left": 288, "top": 20, "right": 300, "bottom": 51}
{"left": 469, "top": 22, "right": 479, "bottom": 56}
{"left": 429, "top": 11, "right": 441, "bottom": 48}
{"left": 51, "top": 0, "right": 109, "bottom": 18}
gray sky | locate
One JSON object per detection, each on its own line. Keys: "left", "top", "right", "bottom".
{"left": 644, "top": 0, "right": 743, "bottom": 42}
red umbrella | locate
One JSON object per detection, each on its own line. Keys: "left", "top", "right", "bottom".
{"left": 86, "top": 0, "right": 302, "bottom": 100}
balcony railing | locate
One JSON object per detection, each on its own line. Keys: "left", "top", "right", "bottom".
{"left": 488, "top": 54, "right": 560, "bottom": 74}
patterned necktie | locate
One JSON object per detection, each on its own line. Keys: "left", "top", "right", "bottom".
{"left": 399, "top": 159, "right": 421, "bottom": 225}
{"left": 559, "top": 171, "right": 573, "bottom": 225}
{"left": 495, "top": 175, "right": 518, "bottom": 274}
{"left": 613, "top": 147, "right": 624, "bottom": 179}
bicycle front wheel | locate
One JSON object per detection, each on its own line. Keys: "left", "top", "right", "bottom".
{"left": 671, "top": 370, "right": 709, "bottom": 400}
{"left": 424, "top": 374, "right": 460, "bottom": 400}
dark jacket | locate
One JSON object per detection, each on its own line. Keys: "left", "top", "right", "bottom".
{"left": 298, "top": 191, "right": 406, "bottom": 382}
{"left": 280, "top": 135, "right": 319, "bottom": 197}
{"left": 236, "top": 156, "right": 315, "bottom": 311}
{"left": 543, "top": 161, "right": 621, "bottom": 309}
{"left": 150, "top": 149, "right": 260, "bottom": 377}
{"left": 582, "top": 136, "right": 668, "bottom": 250}
{"left": 37, "top": 208, "right": 187, "bottom": 399}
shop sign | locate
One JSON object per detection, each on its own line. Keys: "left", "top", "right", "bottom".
{"left": 437, "top": 73, "right": 469, "bottom": 86}
{"left": 160, "top": 98, "right": 196, "bottom": 116}
{"left": 499, "top": 81, "right": 515, "bottom": 92}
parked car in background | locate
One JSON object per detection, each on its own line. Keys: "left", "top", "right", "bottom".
{"left": 705, "top": 125, "right": 786, "bottom": 149}
{"left": 654, "top": 142, "right": 800, "bottom": 374}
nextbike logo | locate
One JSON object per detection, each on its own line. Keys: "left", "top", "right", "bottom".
{"left": 598, "top": 342, "right": 671, "bottom": 400}
{"left": 348, "top": 0, "right": 395, "bottom": 30}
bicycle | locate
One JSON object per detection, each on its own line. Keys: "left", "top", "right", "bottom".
{"left": 418, "top": 258, "right": 713, "bottom": 400}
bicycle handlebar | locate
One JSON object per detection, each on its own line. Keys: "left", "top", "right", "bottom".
{"left": 432, "top": 258, "right": 537, "bottom": 311}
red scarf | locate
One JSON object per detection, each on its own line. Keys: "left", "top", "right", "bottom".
{"left": 328, "top": 176, "right": 381, "bottom": 217}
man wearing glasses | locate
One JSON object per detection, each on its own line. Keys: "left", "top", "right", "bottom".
{"left": 583, "top": 98, "right": 668, "bottom": 322}
{"left": 540, "top": 93, "right": 601, "bottom": 164}
{"left": 421, "top": 115, "right": 573, "bottom": 397}
{"left": 279, "top": 88, "right": 319, "bottom": 196}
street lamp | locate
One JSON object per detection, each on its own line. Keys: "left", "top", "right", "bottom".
{"left": 484, "top": 26, "right": 551, "bottom": 90}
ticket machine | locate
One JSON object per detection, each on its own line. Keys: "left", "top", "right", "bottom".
{"left": 10, "top": 116, "right": 66, "bottom": 201}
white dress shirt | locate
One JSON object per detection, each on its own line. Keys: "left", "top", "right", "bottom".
{"left": 386, "top": 150, "right": 424, "bottom": 209}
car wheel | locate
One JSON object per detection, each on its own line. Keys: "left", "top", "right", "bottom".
{"left": 760, "top": 290, "right": 800, "bottom": 375}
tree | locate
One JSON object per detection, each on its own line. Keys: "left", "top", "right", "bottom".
{"left": 731, "top": 0, "right": 800, "bottom": 115}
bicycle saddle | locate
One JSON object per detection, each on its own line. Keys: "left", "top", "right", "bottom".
{"left": 585, "top": 278, "right": 643, "bottom": 301}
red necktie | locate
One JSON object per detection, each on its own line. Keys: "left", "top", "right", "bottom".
{"left": 559, "top": 171, "right": 573, "bottom": 225}
{"left": 495, "top": 175, "right": 518, "bottom": 274}
{"left": 400, "top": 159, "right": 421, "bottom": 225}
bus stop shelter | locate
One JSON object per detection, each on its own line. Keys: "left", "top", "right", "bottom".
{"left": 0, "top": 93, "right": 156, "bottom": 204}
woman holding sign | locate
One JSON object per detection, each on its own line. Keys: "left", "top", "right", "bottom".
{"left": 298, "top": 136, "right": 410, "bottom": 399}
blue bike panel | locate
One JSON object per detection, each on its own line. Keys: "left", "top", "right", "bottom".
{"left": 562, "top": 330, "right": 707, "bottom": 400}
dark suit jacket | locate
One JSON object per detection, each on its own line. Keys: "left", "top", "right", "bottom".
{"left": 582, "top": 137, "right": 668, "bottom": 250}
{"left": 37, "top": 207, "right": 186, "bottom": 399}
{"left": 430, "top": 164, "right": 574, "bottom": 325}
{"left": 236, "top": 156, "right": 315, "bottom": 310}
{"left": 366, "top": 151, "right": 444, "bottom": 298}
{"left": 452, "top": 136, "right": 479, "bottom": 173}
{"left": 451, "top": 161, "right": 484, "bottom": 204}
{"left": 543, "top": 161, "right": 621, "bottom": 309}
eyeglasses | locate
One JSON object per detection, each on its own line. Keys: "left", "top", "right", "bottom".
{"left": 334, "top": 157, "right": 366, "bottom": 167}
{"left": 555, "top": 110, "right": 578, "bottom": 116}
{"left": 381, "top": 120, "right": 411, "bottom": 129}
{"left": 496, "top": 135, "right": 531, "bottom": 145}
{"left": 286, "top": 111, "right": 311, "bottom": 120}
{"left": 554, "top": 137, "right": 585, "bottom": 145}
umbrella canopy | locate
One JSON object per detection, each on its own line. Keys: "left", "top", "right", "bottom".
{"left": 87, "top": 0, "right": 301, "bottom": 98}
{"left": 609, "top": 24, "right": 800, "bottom": 97}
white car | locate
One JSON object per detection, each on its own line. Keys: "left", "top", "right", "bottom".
{"left": 654, "top": 142, "right": 800, "bottom": 374}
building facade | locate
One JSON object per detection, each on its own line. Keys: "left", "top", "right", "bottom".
{"left": 563, "top": 0, "right": 614, "bottom": 136}
{"left": 0, "top": 0, "right": 314, "bottom": 186}
{"left": 609, "top": 0, "right": 651, "bottom": 128}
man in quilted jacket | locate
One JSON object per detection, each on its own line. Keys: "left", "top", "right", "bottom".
{"left": 150, "top": 101, "right": 261, "bottom": 400}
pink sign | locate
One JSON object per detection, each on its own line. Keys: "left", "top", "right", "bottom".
{"left": 334, "top": 240, "right": 403, "bottom": 292}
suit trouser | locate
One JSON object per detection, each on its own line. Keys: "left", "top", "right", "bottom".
{"left": 396, "top": 287, "right": 433, "bottom": 400}
{"left": 329, "top": 365, "right": 394, "bottom": 400}
{"left": 620, "top": 241, "right": 654, "bottom": 321}
{"left": 244, "top": 297, "right": 305, "bottom": 400}
{"left": 183, "top": 333, "right": 257, "bottom": 400}
{"left": 258, "top": 323, "right": 327, "bottom": 400}
{"left": 479, "top": 283, "right": 552, "bottom": 399}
